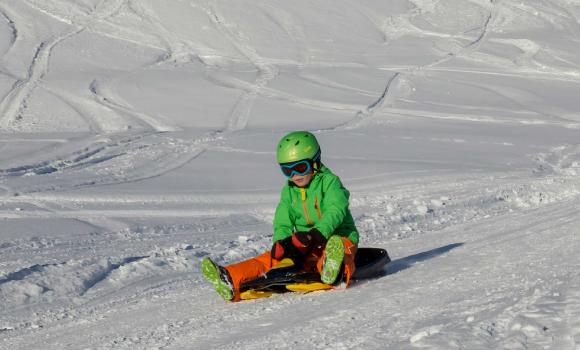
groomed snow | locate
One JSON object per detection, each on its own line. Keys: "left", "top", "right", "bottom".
{"left": 1, "top": 0, "right": 579, "bottom": 349}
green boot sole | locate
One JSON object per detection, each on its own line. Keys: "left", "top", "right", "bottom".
{"left": 201, "top": 257, "right": 233, "bottom": 301}
{"left": 321, "top": 235, "right": 345, "bottom": 285}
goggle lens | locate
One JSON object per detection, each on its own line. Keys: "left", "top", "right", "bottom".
{"left": 280, "top": 160, "right": 311, "bottom": 177}
{"left": 292, "top": 162, "right": 309, "bottom": 174}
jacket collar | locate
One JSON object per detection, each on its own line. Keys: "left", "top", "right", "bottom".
{"left": 287, "top": 164, "right": 329, "bottom": 189}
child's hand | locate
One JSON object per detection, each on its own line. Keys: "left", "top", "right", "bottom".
{"left": 271, "top": 237, "right": 302, "bottom": 261}
{"left": 292, "top": 229, "right": 327, "bottom": 253}
{"left": 271, "top": 229, "right": 327, "bottom": 261}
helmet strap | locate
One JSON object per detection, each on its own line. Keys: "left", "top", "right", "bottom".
{"left": 312, "top": 150, "right": 321, "bottom": 173}
{"left": 312, "top": 159, "right": 322, "bottom": 173}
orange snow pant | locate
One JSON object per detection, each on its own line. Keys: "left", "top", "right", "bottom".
{"left": 225, "top": 237, "right": 357, "bottom": 301}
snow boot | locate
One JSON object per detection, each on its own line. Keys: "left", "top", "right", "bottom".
{"left": 321, "top": 235, "right": 345, "bottom": 284}
{"left": 201, "top": 257, "right": 234, "bottom": 301}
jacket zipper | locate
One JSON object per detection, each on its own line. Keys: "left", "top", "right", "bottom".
{"left": 314, "top": 196, "right": 321, "bottom": 219}
{"left": 299, "top": 188, "right": 312, "bottom": 225}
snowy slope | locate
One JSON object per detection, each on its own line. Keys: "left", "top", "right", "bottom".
{"left": 1, "top": 0, "right": 580, "bottom": 349}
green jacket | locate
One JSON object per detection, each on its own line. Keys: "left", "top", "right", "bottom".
{"left": 273, "top": 165, "right": 359, "bottom": 245}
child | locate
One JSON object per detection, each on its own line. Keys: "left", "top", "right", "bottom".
{"left": 201, "top": 131, "right": 359, "bottom": 301}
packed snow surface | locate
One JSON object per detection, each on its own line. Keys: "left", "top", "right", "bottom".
{"left": 1, "top": 0, "right": 580, "bottom": 349}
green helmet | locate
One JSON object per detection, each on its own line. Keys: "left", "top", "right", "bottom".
{"left": 276, "top": 131, "right": 321, "bottom": 164}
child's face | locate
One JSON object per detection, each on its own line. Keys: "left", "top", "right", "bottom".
{"left": 291, "top": 172, "right": 314, "bottom": 187}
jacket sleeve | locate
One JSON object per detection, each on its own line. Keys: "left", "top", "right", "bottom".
{"left": 314, "top": 175, "right": 350, "bottom": 238}
{"left": 273, "top": 186, "right": 294, "bottom": 242}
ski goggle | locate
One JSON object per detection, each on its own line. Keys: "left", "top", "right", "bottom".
{"left": 279, "top": 151, "right": 320, "bottom": 178}
{"left": 280, "top": 159, "right": 312, "bottom": 178}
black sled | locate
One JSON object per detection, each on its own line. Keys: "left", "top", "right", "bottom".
{"left": 239, "top": 247, "right": 390, "bottom": 300}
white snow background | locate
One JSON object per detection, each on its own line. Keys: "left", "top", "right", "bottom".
{"left": 1, "top": 0, "right": 580, "bottom": 349}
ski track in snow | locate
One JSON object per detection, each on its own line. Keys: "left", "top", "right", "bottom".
{"left": 0, "top": 132, "right": 220, "bottom": 195}
{"left": 0, "top": 0, "right": 292, "bottom": 196}
{"left": 327, "top": 0, "right": 580, "bottom": 134}
{"left": 0, "top": 0, "right": 206, "bottom": 196}
{"left": 126, "top": 0, "right": 192, "bottom": 67}
{"left": 0, "top": 0, "right": 281, "bottom": 196}
{"left": 332, "top": 0, "right": 497, "bottom": 131}
{"left": 204, "top": 4, "right": 279, "bottom": 133}
{"left": 0, "top": 5, "right": 18, "bottom": 58}
{"left": 88, "top": 78, "right": 181, "bottom": 133}
{"left": 0, "top": 0, "right": 128, "bottom": 132}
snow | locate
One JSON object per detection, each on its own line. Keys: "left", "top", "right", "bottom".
{"left": 1, "top": 0, "right": 580, "bottom": 349}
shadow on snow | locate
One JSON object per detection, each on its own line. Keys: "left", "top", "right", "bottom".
{"left": 387, "top": 243, "right": 464, "bottom": 275}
